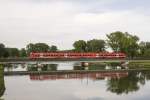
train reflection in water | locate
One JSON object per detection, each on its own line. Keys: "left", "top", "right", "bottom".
{"left": 29, "top": 72, "right": 128, "bottom": 81}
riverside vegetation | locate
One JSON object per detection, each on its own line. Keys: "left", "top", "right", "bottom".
{"left": 0, "top": 64, "right": 5, "bottom": 98}
{"left": 0, "top": 31, "right": 150, "bottom": 59}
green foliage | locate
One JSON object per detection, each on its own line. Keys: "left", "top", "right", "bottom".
{"left": 26, "top": 43, "right": 35, "bottom": 55}
{"left": 0, "top": 44, "right": 6, "bottom": 58}
{"left": 5, "top": 48, "right": 19, "bottom": 57}
{"left": 19, "top": 48, "right": 27, "bottom": 57}
{"left": 86, "top": 39, "right": 105, "bottom": 52}
{"left": 26, "top": 43, "right": 58, "bottom": 55}
{"left": 73, "top": 39, "right": 105, "bottom": 52}
{"left": 0, "top": 65, "right": 5, "bottom": 97}
{"left": 139, "top": 42, "right": 150, "bottom": 57}
{"left": 1, "top": 31, "right": 150, "bottom": 58}
{"left": 49, "top": 45, "right": 58, "bottom": 52}
{"left": 73, "top": 40, "right": 87, "bottom": 52}
{"left": 26, "top": 43, "right": 50, "bottom": 55}
{"left": 128, "top": 61, "right": 150, "bottom": 69}
{"left": 107, "top": 31, "right": 139, "bottom": 58}
{"left": 107, "top": 31, "right": 125, "bottom": 52}
{"left": 34, "top": 43, "right": 50, "bottom": 52}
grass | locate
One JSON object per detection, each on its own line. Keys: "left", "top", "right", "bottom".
{"left": 128, "top": 61, "right": 150, "bottom": 69}
{"left": 0, "top": 64, "right": 5, "bottom": 97}
{"left": 89, "top": 60, "right": 150, "bottom": 69}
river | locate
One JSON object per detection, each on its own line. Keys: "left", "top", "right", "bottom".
{"left": 1, "top": 61, "right": 150, "bottom": 100}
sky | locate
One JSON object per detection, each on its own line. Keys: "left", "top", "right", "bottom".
{"left": 0, "top": 0, "right": 150, "bottom": 50}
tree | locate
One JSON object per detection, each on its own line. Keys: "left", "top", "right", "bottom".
{"left": 19, "top": 48, "right": 27, "bottom": 57}
{"left": 26, "top": 43, "right": 35, "bottom": 55}
{"left": 107, "top": 31, "right": 124, "bottom": 52}
{"left": 127, "top": 35, "right": 139, "bottom": 58}
{"left": 139, "top": 42, "right": 150, "bottom": 57}
{"left": 0, "top": 44, "right": 6, "bottom": 58}
{"left": 34, "top": 43, "right": 49, "bottom": 52}
{"left": 73, "top": 40, "right": 87, "bottom": 52}
{"left": 5, "top": 48, "right": 19, "bottom": 57}
{"left": 26, "top": 43, "right": 50, "bottom": 55}
{"left": 86, "top": 39, "right": 105, "bottom": 52}
{"left": 49, "top": 45, "right": 57, "bottom": 52}
{"left": 107, "top": 31, "right": 139, "bottom": 58}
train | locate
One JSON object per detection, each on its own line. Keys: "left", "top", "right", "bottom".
{"left": 29, "top": 52, "right": 126, "bottom": 59}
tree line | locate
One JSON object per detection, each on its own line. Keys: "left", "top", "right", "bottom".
{"left": 0, "top": 43, "right": 58, "bottom": 58}
{"left": 0, "top": 31, "right": 150, "bottom": 58}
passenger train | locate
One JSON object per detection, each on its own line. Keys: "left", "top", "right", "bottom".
{"left": 29, "top": 52, "right": 126, "bottom": 59}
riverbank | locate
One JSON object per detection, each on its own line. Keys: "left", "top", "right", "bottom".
{"left": 0, "top": 65, "right": 5, "bottom": 97}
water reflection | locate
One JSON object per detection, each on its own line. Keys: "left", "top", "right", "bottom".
{"left": 3, "top": 62, "right": 150, "bottom": 100}
{"left": 28, "top": 64, "right": 57, "bottom": 71}
{"left": 4, "top": 62, "right": 128, "bottom": 72}
{"left": 107, "top": 71, "right": 150, "bottom": 94}
{"left": 4, "top": 63, "right": 27, "bottom": 72}
{"left": 29, "top": 70, "right": 150, "bottom": 95}
{"left": 29, "top": 72, "right": 128, "bottom": 81}
{"left": 0, "top": 65, "right": 5, "bottom": 98}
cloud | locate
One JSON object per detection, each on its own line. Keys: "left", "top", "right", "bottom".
{"left": 0, "top": 0, "right": 150, "bottom": 49}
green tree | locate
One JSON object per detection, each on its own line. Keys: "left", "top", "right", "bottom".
{"left": 139, "top": 42, "right": 146, "bottom": 55}
{"left": 26, "top": 43, "right": 35, "bottom": 55}
{"left": 5, "top": 48, "right": 19, "bottom": 57}
{"left": 19, "top": 48, "right": 27, "bottom": 57}
{"left": 0, "top": 65, "right": 5, "bottom": 97}
{"left": 73, "top": 40, "right": 87, "bottom": 52}
{"left": 34, "top": 43, "right": 50, "bottom": 52}
{"left": 127, "top": 35, "right": 139, "bottom": 58}
{"left": 106, "top": 31, "right": 124, "bottom": 52}
{"left": 107, "top": 31, "right": 139, "bottom": 58}
{"left": 49, "top": 45, "right": 58, "bottom": 52}
{"left": 0, "top": 44, "right": 6, "bottom": 58}
{"left": 86, "top": 39, "right": 105, "bottom": 52}
{"left": 26, "top": 43, "right": 50, "bottom": 55}
{"left": 139, "top": 42, "right": 150, "bottom": 57}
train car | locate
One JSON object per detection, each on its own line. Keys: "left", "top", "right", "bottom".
{"left": 29, "top": 52, "right": 126, "bottom": 59}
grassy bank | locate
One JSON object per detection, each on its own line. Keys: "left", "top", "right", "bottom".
{"left": 0, "top": 64, "right": 5, "bottom": 97}
{"left": 89, "top": 60, "right": 150, "bottom": 69}
{"left": 128, "top": 61, "right": 150, "bottom": 69}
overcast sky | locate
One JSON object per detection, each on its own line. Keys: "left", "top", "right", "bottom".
{"left": 0, "top": 0, "right": 150, "bottom": 50}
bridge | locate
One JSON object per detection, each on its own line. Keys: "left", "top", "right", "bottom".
{"left": 0, "top": 57, "right": 127, "bottom": 64}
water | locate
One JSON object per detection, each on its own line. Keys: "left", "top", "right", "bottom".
{"left": 4, "top": 62, "right": 79, "bottom": 72}
{"left": 3, "top": 61, "right": 126, "bottom": 72}
{"left": 1, "top": 62, "right": 150, "bottom": 100}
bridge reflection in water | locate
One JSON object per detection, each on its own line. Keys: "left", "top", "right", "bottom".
{"left": 3, "top": 62, "right": 150, "bottom": 96}
{"left": 30, "top": 72, "right": 128, "bottom": 81}
{"left": 29, "top": 70, "right": 150, "bottom": 95}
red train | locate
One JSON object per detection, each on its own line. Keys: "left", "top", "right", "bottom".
{"left": 29, "top": 52, "right": 126, "bottom": 59}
